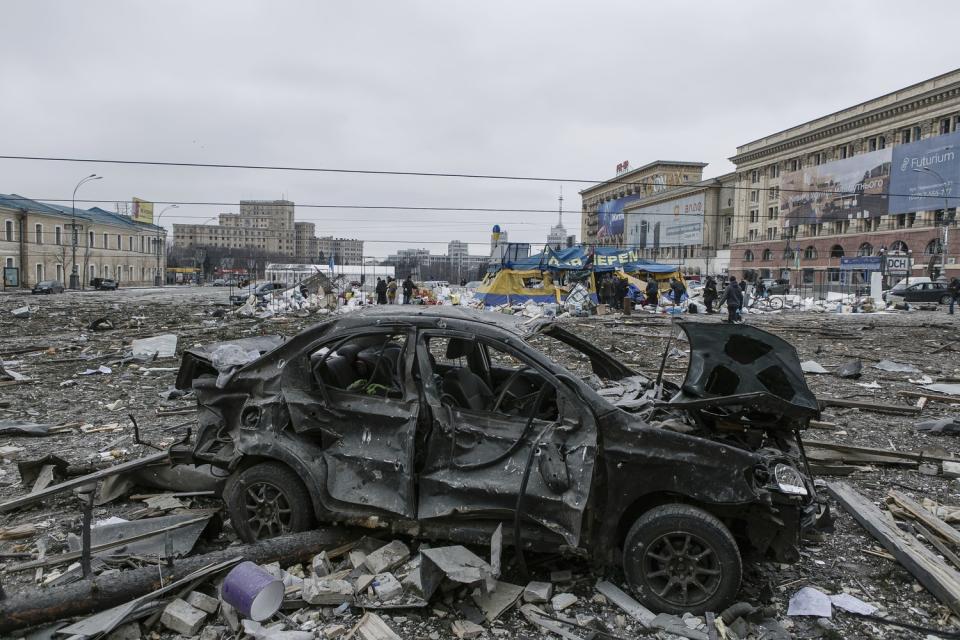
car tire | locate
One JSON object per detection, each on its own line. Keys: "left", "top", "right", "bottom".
{"left": 224, "top": 461, "right": 315, "bottom": 543}
{"left": 623, "top": 504, "right": 741, "bottom": 615}
{"left": 942, "top": 295, "right": 952, "bottom": 305}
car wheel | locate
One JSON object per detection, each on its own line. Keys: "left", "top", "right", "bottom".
{"left": 224, "top": 461, "right": 314, "bottom": 543}
{"left": 623, "top": 504, "right": 741, "bottom": 615}
{"left": 941, "top": 295, "right": 952, "bottom": 305}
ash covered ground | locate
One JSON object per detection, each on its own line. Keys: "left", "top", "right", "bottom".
{"left": 1, "top": 285, "right": 959, "bottom": 639}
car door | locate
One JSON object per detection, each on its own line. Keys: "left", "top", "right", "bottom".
{"left": 283, "top": 328, "right": 419, "bottom": 519}
{"left": 414, "top": 330, "right": 597, "bottom": 548}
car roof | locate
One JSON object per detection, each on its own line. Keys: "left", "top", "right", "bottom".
{"left": 322, "top": 305, "right": 551, "bottom": 338}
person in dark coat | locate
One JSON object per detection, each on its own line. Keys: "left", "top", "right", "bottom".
{"left": 402, "top": 275, "right": 415, "bottom": 304}
{"left": 949, "top": 277, "right": 960, "bottom": 315}
{"left": 613, "top": 275, "right": 627, "bottom": 310}
{"left": 375, "top": 277, "right": 387, "bottom": 305}
{"left": 703, "top": 276, "right": 718, "bottom": 314}
{"left": 669, "top": 278, "right": 686, "bottom": 306}
{"left": 599, "top": 276, "right": 614, "bottom": 307}
{"left": 645, "top": 277, "right": 659, "bottom": 307}
{"left": 720, "top": 276, "right": 744, "bottom": 323}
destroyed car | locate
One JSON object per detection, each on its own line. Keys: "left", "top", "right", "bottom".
{"left": 174, "top": 307, "right": 829, "bottom": 614}
{"left": 229, "top": 281, "right": 285, "bottom": 305}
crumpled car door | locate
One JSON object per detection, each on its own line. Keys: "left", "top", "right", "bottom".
{"left": 414, "top": 331, "right": 596, "bottom": 547}
{"left": 283, "top": 330, "right": 418, "bottom": 519}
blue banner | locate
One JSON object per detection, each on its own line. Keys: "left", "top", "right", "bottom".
{"left": 890, "top": 130, "right": 960, "bottom": 214}
{"left": 839, "top": 256, "right": 882, "bottom": 271}
{"left": 597, "top": 194, "right": 643, "bottom": 240}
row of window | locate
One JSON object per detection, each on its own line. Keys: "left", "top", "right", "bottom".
{"left": 742, "top": 239, "right": 939, "bottom": 262}
{"left": 2, "top": 257, "right": 159, "bottom": 283}
{"left": 2, "top": 220, "right": 160, "bottom": 252}
{"left": 749, "top": 114, "right": 960, "bottom": 183}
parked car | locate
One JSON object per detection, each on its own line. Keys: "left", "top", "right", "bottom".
{"left": 761, "top": 278, "right": 791, "bottom": 295}
{"left": 173, "top": 307, "right": 829, "bottom": 614}
{"left": 224, "top": 278, "right": 239, "bottom": 287}
{"left": 31, "top": 280, "right": 64, "bottom": 295}
{"left": 212, "top": 279, "right": 227, "bottom": 287}
{"left": 229, "top": 281, "right": 285, "bottom": 305}
{"left": 882, "top": 276, "right": 931, "bottom": 302}
{"left": 887, "top": 280, "right": 952, "bottom": 305}
{"left": 89, "top": 278, "right": 118, "bottom": 291}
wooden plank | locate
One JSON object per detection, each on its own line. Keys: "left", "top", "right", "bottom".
{"left": 0, "top": 451, "right": 168, "bottom": 513}
{"left": 826, "top": 481, "right": 960, "bottom": 616}
{"left": 817, "top": 397, "right": 921, "bottom": 415}
{"left": 913, "top": 522, "right": 960, "bottom": 572}
{"left": 898, "top": 390, "right": 960, "bottom": 404}
{"left": 887, "top": 491, "right": 960, "bottom": 550}
{"left": 805, "top": 440, "right": 960, "bottom": 464}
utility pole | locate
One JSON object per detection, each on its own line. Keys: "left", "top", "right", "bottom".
{"left": 913, "top": 166, "right": 951, "bottom": 278}
{"left": 155, "top": 205, "right": 178, "bottom": 286}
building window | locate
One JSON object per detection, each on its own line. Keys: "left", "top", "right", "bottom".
{"left": 890, "top": 240, "right": 909, "bottom": 254}
{"left": 129, "top": 236, "right": 134, "bottom": 251}
{"left": 103, "top": 233, "right": 108, "bottom": 248}
{"left": 89, "top": 231, "right": 95, "bottom": 247}
{"left": 790, "top": 158, "right": 800, "bottom": 172}
{"left": 749, "top": 209, "right": 759, "bottom": 223}
{"left": 868, "top": 138, "right": 877, "bottom": 152}
{"left": 762, "top": 249, "right": 773, "bottom": 261}
{"left": 901, "top": 129, "right": 912, "bottom": 144}
{"left": 55, "top": 226, "right": 62, "bottom": 245}
{"left": 4, "top": 220, "right": 13, "bottom": 242}
{"left": 839, "top": 145, "right": 848, "bottom": 159}
{"left": 750, "top": 190, "right": 759, "bottom": 203}
{"left": 35, "top": 224, "right": 42, "bottom": 244}
{"left": 765, "top": 228, "right": 778, "bottom": 240}
{"left": 751, "top": 170, "right": 760, "bottom": 183}
{"left": 830, "top": 244, "right": 845, "bottom": 258}
{"left": 140, "top": 236, "right": 145, "bottom": 252}
{"left": 743, "top": 250, "right": 755, "bottom": 262}
{"left": 769, "top": 164, "right": 780, "bottom": 179}
{"left": 768, "top": 187, "right": 779, "bottom": 202}
{"left": 858, "top": 243, "right": 873, "bottom": 256}
{"left": 804, "top": 246, "right": 818, "bottom": 260}
{"left": 878, "top": 136, "right": 886, "bottom": 149}
{"left": 913, "top": 125, "right": 922, "bottom": 141}
{"left": 813, "top": 152, "right": 825, "bottom": 165}
{"left": 103, "top": 265, "right": 109, "bottom": 277}
{"left": 117, "top": 234, "right": 121, "bottom": 249}
{"left": 784, "top": 247, "right": 795, "bottom": 260}
{"left": 925, "top": 238, "right": 943, "bottom": 255}
{"left": 941, "top": 118, "right": 952, "bottom": 135}
{"left": 56, "top": 264, "right": 63, "bottom": 281}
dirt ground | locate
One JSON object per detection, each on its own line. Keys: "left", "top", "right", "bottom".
{"left": 1, "top": 286, "right": 959, "bottom": 639}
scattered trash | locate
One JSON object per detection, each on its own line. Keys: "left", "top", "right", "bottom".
{"left": 922, "top": 383, "right": 960, "bottom": 396}
{"left": 835, "top": 359, "right": 863, "bottom": 379}
{"left": 916, "top": 417, "right": 960, "bottom": 434}
{"left": 130, "top": 333, "right": 178, "bottom": 359}
{"left": 221, "top": 561, "right": 285, "bottom": 621}
{"left": 856, "top": 381, "right": 882, "bottom": 389}
{"left": 87, "top": 317, "right": 115, "bottom": 331}
{"left": 801, "top": 360, "right": 828, "bottom": 374}
{"left": 829, "top": 593, "right": 877, "bottom": 615}
{"left": 787, "top": 587, "right": 832, "bottom": 617}
{"left": 79, "top": 365, "right": 112, "bottom": 376}
{"left": 873, "top": 359, "right": 921, "bottom": 373}
{"left": 12, "top": 306, "right": 31, "bottom": 319}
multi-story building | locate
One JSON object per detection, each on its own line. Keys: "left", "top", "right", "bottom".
{"left": 318, "top": 236, "right": 364, "bottom": 265}
{"left": 294, "top": 222, "right": 319, "bottom": 262}
{"left": 1, "top": 194, "right": 165, "bottom": 288}
{"left": 729, "top": 69, "right": 960, "bottom": 287}
{"left": 384, "top": 241, "right": 490, "bottom": 282}
{"left": 622, "top": 173, "right": 737, "bottom": 275}
{"left": 580, "top": 160, "right": 708, "bottom": 247}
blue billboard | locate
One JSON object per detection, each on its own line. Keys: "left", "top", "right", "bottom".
{"left": 839, "top": 256, "right": 882, "bottom": 271}
{"left": 889, "top": 129, "right": 960, "bottom": 214}
{"left": 596, "top": 193, "right": 643, "bottom": 240}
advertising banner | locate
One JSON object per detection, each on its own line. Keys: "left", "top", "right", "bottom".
{"left": 839, "top": 256, "right": 882, "bottom": 271}
{"left": 544, "top": 246, "right": 588, "bottom": 270}
{"left": 624, "top": 192, "right": 705, "bottom": 248}
{"left": 780, "top": 148, "right": 891, "bottom": 227}
{"left": 596, "top": 193, "right": 643, "bottom": 239}
{"left": 889, "top": 129, "right": 960, "bottom": 214}
{"left": 132, "top": 197, "right": 154, "bottom": 225}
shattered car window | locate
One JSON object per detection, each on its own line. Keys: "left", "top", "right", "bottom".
{"left": 310, "top": 332, "right": 406, "bottom": 398}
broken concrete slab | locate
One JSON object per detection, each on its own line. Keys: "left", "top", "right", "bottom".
{"left": 371, "top": 573, "right": 403, "bottom": 601}
{"left": 450, "top": 619, "right": 485, "bottom": 639}
{"left": 420, "top": 545, "right": 494, "bottom": 589}
{"left": 186, "top": 590, "right": 220, "bottom": 614}
{"left": 835, "top": 359, "right": 863, "bottom": 379}
{"left": 873, "top": 359, "right": 921, "bottom": 373}
{"left": 302, "top": 578, "right": 354, "bottom": 605}
{"left": 131, "top": 334, "right": 178, "bottom": 359}
{"left": 523, "top": 581, "right": 553, "bottom": 604}
{"left": 472, "top": 580, "right": 523, "bottom": 621}
{"left": 12, "top": 306, "right": 31, "bottom": 319}
{"left": 346, "top": 612, "right": 402, "bottom": 640}
{"left": 800, "top": 360, "right": 828, "bottom": 374}
{"left": 363, "top": 540, "right": 410, "bottom": 575}
{"left": 160, "top": 598, "right": 207, "bottom": 636}
{"left": 551, "top": 592, "right": 578, "bottom": 611}
{"left": 312, "top": 550, "right": 333, "bottom": 577}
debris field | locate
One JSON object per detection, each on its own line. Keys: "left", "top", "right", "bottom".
{"left": 1, "top": 286, "right": 960, "bottom": 639}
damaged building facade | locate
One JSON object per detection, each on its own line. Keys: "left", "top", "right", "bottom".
{"left": 0, "top": 194, "right": 165, "bottom": 289}
{"left": 729, "top": 68, "right": 960, "bottom": 286}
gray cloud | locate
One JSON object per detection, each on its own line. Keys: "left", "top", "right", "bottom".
{"left": 2, "top": 0, "right": 959, "bottom": 257}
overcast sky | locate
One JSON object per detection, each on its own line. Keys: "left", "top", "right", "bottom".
{"left": 3, "top": 0, "right": 960, "bottom": 258}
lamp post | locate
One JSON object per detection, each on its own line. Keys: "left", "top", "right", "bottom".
{"left": 69, "top": 174, "right": 101, "bottom": 290}
{"left": 913, "top": 166, "right": 951, "bottom": 279}
{"left": 154, "top": 204, "right": 178, "bottom": 286}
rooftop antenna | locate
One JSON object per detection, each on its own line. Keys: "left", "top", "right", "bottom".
{"left": 557, "top": 185, "right": 564, "bottom": 227}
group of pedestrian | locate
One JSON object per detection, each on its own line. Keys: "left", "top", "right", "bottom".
{"left": 373, "top": 275, "right": 416, "bottom": 305}
{"left": 598, "top": 274, "right": 628, "bottom": 310}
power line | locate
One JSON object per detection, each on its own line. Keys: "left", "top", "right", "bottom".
{"left": 1, "top": 154, "right": 957, "bottom": 202}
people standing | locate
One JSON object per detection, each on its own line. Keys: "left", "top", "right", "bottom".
{"left": 375, "top": 277, "right": 387, "bottom": 305}
{"left": 645, "top": 277, "right": 659, "bottom": 308}
{"left": 402, "top": 275, "right": 415, "bottom": 305}
{"left": 754, "top": 279, "right": 767, "bottom": 300}
{"left": 739, "top": 279, "right": 750, "bottom": 310}
{"left": 949, "top": 277, "right": 960, "bottom": 315}
{"left": 720, "top": 276, "right": 744, "bottom": 323}
{"left": 614, "top": 275, "right": 627, "bottom": 310}
{"left": 387, "top": 277, "right": 398, "bottom": 305}
{"left": 703, "top": 276, "right": 717, "bottom": 314}
{"left": 600, "top": 276, "right": 614, "bottom": 308}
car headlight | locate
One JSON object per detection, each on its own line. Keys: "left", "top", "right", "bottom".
{"left": 774, "top": 463, "right": 808, "bottom": 496}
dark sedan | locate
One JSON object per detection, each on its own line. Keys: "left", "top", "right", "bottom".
{"left": 90, "top": 278, "right": 119, "bottom": 291}
{"left": 174, "top": 308, "right": 829, "bottom": 614}
{"left": 229, "top": 281, "right": 285, "bottom": 305}
{"left": 887, "top": 281, "right": 952, "bottom": 305}
{"left": 31, "top": 280, "right": 64, "bottom": 294}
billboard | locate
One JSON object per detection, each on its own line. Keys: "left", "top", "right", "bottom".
{"left": 780, "top": 148, "right": 891, "bottom": 227}
{"left": 889, "top": 129, "right": 960, "bottom": 214}
{"left": 596, "top": 193, "right": 643, "bottom": 240}
{"left": 132, "top": 197, "right": 154, "bottom": 225}
{"left": 624, "top": 192, "right": 705, "bottom": 248}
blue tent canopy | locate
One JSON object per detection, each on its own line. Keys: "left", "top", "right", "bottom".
{"left": 498, "top": 245, "right": 677, "bottom": 274}
{"left": 592, "top": 247, "right": 678, "bottom": 273}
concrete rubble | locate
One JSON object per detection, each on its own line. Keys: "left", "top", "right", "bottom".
{"left": 2, "top": 287, "right": 960, "bottom": 639}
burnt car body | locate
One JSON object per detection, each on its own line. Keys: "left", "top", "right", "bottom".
{"left": 229, "top": 281, "right": 285, "bottom": 305}
{"left": 90, "top": 277, "right": 119, "bottom": 291}
{"left": 174, "top": 307, "right": 829, "bottom": 614}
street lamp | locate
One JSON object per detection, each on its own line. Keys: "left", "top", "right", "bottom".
{"left": 913, "top": 166, "right": 952, "bottom": 279}
{"left": 69, "top": 174, "right": 101, "bottom": 290}
{"left": 154, "top": 204, "right": 178, "bottom": 286}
